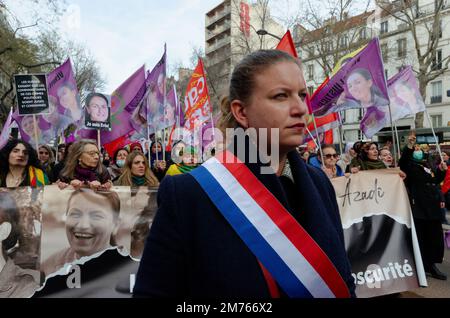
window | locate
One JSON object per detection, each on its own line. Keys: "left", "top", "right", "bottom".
{"left": 397, "top": 38, "right": 407, "bottom": 57}
{"left": 431, "top": 114, "right": 442, "bottom": 127}
{"left": 308, "top": 64, "right": 314, "bottom": 80}
{"left": 307, "top": 86, "right": 314, "bottom": 96}
{"left": 359, "top": 28, "right": 367, "bottom": 40}
{"left": 309, "top": 46, "right": 315, "bottom": 58}
{"left": 380, "top": 21, "right": 389, "bottom": 34}
{"left": 431, "top": 81, "right": 442, "bottom": 104}
{"left": 439, "top": 20, "right": 443, "bottom": 38}
{"left": 324, "top": 41, "right": 332, "bottom": 52}
{"left": 339, "top": 35, "right": 348, "bottom": 48}
{"left": 381, "top": 43, "right": 388, "bottom": 62}
{"left": 385, "top": 69, "right": 389, "bottom": 79}
{"left": 431, "top": 49, "right": 442, "bottom": 71}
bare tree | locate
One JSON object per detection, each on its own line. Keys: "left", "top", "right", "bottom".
{"left": 376, "top": 0, "right": 449, "bottom": 127}
{"left": 298, "top": 0, "right": 373, "bottom": 80}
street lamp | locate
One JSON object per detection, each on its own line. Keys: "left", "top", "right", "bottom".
{"left": 256, "top": 29, "right": 282, "bottom": 41}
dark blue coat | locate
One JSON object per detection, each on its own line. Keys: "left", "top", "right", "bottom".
{"left": 133, "top": 150, "right": 355, "bottom": 298}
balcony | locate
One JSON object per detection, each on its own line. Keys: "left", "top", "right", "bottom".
{"left": 416, "top": 1, "right": 450, "bottom": 18}
{"left": 205, "top": 37, "right": 231, "bottom": 55}
{"left": 206, "top": 6, "right": 231, "bottom": 27}
{"left": 206, "top": 21, "right": 231, "bottom": 41}
{"left": 431, "top": 95, "right": 442, "bottom": 104}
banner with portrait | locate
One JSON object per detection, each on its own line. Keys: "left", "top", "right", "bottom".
{"left": 46, "top": 58, "right": 82, "bottom": 136}
{"left": 310, "top": 38, "right": 388, "bottom": 118}
{"left": 0, "top": 186, "right": 157, "bottom": 298}
{"left": 330, "top": 169, "right": 427, "bottom": 298}
{"left": 84, "top": 92, "right": 112, "bottom": 130}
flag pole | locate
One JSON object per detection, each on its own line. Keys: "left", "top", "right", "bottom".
{"left": 425, "top": 109, "right": 443, "bottom": 161}
{"left": 386, "top": 103, "right": 398, "bottom": 167}
{"left": 337, "top": 111, "right": 344, "bottom": 155}
{"left": 311, "top": 114, "right": 325, "bottom": 168}
{"left": 394, "top": 122, "right": 401, "bottom": 160}
{"left": 32, "top": 115, "right": 39, "bottom": 151}
{"left": 97, "top": 129, "right": 101, "bottom": 151}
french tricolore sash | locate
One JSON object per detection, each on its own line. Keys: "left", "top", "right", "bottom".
{"left": 190, "top": 151, "right": 350, "bottom": 298}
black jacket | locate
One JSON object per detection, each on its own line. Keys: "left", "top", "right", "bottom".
{"left": 133, "top": 148, "right": 355, "bottom": 298}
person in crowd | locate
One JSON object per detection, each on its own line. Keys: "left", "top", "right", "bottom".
{"left": 40, "top": 189, "right": 121, "bottom": 276}
{"left": 399, "top": 133, "right": 448, "bottom": 280}
{"left": 85, "top": 93, "right": 109, "bottom": 123}
{"left": 57, "top": 140, "right": 112, "bottom": 191}
{"left": 337, "top": 142, "right": 355, "bottom": 173}
{"left": 107, "top": 148, "right": 129, "bottom": 183}
{"left": 51, "top": 143, "right": 71, "bottom": 183}
{"left": 57, "top": 82, "right": 82, "bottom": 123}
{"left": 115, "top": 152, "right": 159, "bottom": 187}
{"left": 379, "top": 147, "right": 394, "bottom": 168}
{"left": 38, "top": 145, "right": 55, "bottom": 183}
{"left": 165, "top": 145, "right": 200, "bottom": 176}
{"left": 0, "top": 191, "right": 41, "bottom": 298}
{"left": 0, "top": 139, "right": 49, "bottom": 188}
{"left": 134, "top": 49, "right": 354, "bottom": 298}
{"left": 102, "top": 151, "right": 111, "bottom": 168}
{"left": 350, "top": 142, "right": 387, "bottom": 171}
{"left": 149, "top": 141, "right": 169, "bottom": 181}
{"left": 128, "top": 142, "right": 144, "bottom": 154}
{"left": 309, "top": 144, "right": 344, "bottom": 179}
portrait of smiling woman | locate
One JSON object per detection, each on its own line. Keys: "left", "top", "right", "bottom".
{"left": 40, "top": 189, "right": 121, "bottom": 276}
{"left": 84, "top": 93, "right": 110, "bottom": 124}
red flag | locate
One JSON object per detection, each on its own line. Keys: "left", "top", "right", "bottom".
{"left": 183, "top": 58, "right": 212, "bottom": 135}
{"left": 306, "top": 113, "right": 339, "bottom": 134}
{"left": 276, "top": 30, "right": 298, "bottom": 58}
{"left": 103, "top": 132, "right": 134, "bottom": 158}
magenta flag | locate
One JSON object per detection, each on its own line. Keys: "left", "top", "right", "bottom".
{"left": 162, "top": 84, "right": 177, "bottom": 130}
{"left": 310, "top": 38, "right": 388, "bottom": 117}
{"left": 0, "top": 108, "right": 13, "bottom": 149}
{"left": 47, "top": 59, "right": 82, "bottom": 135}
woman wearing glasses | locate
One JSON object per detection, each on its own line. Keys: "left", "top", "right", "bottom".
{"left": 309, "top": 144, "right": 344, "bottom": 179}
{"left": 57, "top": 140, "right": 112, "bottom": 191}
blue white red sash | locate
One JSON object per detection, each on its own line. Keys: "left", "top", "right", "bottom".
{"left": 190, "top": 151, "right": 350, "bottom": 298}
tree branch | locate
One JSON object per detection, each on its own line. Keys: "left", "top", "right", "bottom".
{"left": 18, "top": 61, "right": 60, "bottom": 69}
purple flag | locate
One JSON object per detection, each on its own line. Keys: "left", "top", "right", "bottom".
{"left": 310, "top": 38, "right": 389, "bottom": 117}
{"left": 0, "top": 108, "right": 13, "bottom": 149}
{"left": 360, "top": 66, "right": 426, "bottom": 138}
{"left": 12, "top": 111, "right": 54, "bottom": 147}
{"left": 47, "top": 58, "right": 82, "bottom": 135}
{"left": 140, "top": 46, "right": 166, "bottom": 135}
{"left": 161, "top": 84, "right": 177, "bottom": 130}
{"left": 76, "top": 65, "right": 147, "bottom": 143}
{"left": 387, "top": 66, "right": 425, "bottom": 121}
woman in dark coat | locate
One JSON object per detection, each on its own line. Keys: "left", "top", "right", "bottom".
{"left": 134, "top": 50, "right": 355, "bottom": 298}
{"left": 399, "top": 134, "right": 447, "bottom": 280}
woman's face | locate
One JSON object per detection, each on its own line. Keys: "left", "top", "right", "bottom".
{"left": 58, "top": 86, "right": 77, "bottom": 109}
{"left": 380, "top": 149, "right": 393, "bottom": 165}
{"left": 79, "top": 144, "right": 100, "bottom": 168}
{"left": 395, "top": 83, "right": 414, "bottom": 103}
{"left": 9, "top": 143, "right": 29, "bottom": 167}
{"left": 242, "top": 61, "right": 308, "bottom": 154}
{"left": 322, "top": 148, "right": 338, "bottom": 168}
{"left": 443, "top": 153, "right": 449, "bottom": 162}
{"left": 116, "top": 150, "right": 128, "bottom": 161}
{"left": 66, "top": 192, "right": 117, "bottom": 257}
{"left": 87, "top": 96, "right": 108, "bottom": 122}
{"left": 151, "top": 143, "right": 162, "bottom": 154}
{"left": 182, "top": 152, "right": 198, "bottom": 166}
{"left": 21, "top": 116, "right": 36, "bottom": 137}
{"left": 131, "top": 155, "right": 146, "bottom": 177}
{"left": 347, "top": 73, "right": 372, "bottom": 104}
{"left": 39, "top": 147, "right": 50, "bottom": 163}
{"left": 367, "top": 144, "right": 379, "bottom": 161}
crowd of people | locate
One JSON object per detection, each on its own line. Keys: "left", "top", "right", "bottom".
{"left": 1, "top": 48, "right": 449, "bottom": 298}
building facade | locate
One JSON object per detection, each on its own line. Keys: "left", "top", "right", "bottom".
{"left": 204, "top": 0, "right": 284, "bottom": 106}
{"left": 297, "top": 0, "right": 450, "bottom": 145}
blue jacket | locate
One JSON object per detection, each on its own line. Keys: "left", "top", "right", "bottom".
{"left": 134, "top": 150, "right": 355, "bottom": 298}
{"left": 309, "top": 155, "right": 344, "bottom": 177}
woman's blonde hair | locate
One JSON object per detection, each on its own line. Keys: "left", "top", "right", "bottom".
{"left": 116, "top": 152, "right": 159, "bottom": 187}
{"left": 218, "top": 49, "right": 302, "bottom": 134}
{"left": 39, "top": 144, "right": 55, "bottom": 165}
